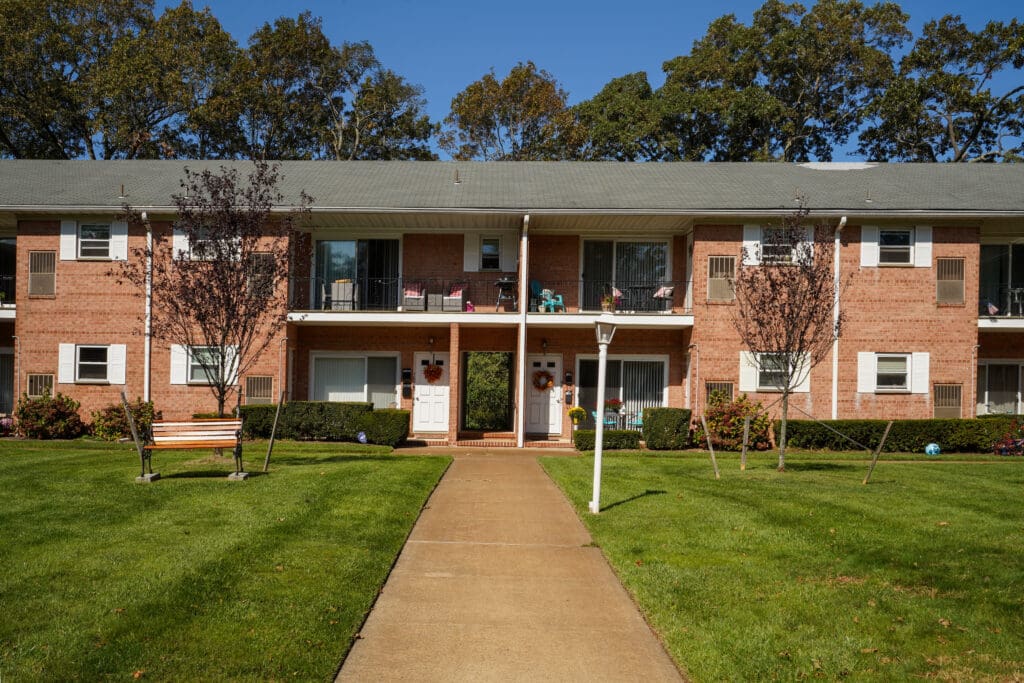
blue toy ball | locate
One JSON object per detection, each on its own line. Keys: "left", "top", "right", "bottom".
{"left": 925, "top": 443, "right": 941, "bottom": 456}
{"left": 357, "top": 431, "right": 368, "bottom": 444}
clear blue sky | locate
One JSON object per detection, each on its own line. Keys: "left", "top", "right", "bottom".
{"left": 168, "top": 1, "right": 1021, "bottom": 158}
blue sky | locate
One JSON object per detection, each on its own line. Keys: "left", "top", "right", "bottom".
{"left": 168, "top": 1, "right": 1021, "bottom": 158}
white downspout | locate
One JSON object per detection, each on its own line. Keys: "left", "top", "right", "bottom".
{"left": 142, "top": 211, "right": 153, "bottom": 402}
{"left": 516, "top": 215, "right": 530, "bottom": 448}
{"left": 831, "top": 216, "right": 846, "bottom": 420}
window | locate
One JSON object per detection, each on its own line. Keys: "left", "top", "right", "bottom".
{"left": 75, "top": 346, "right": 109, "bottom": 382}
{"left": 582, "top": 240, "right": 669, "bottom": 311}
{"left": 480, "top": 237, "right": 501, "bottom": 271}
{"left": 314, "top": 239, "right": 400, "bottom": 310}
{"left": 706, "top": 381, "right": 734, "bottom": 402}
{"left": 78, "top": 223, "right": 111, "bottom": 258}
{"left": 757, "top": 353, "right": 788, "bottom": 391}
{"left": 761, "top": 228, "right": 797, "bottom": 265}
{"left": 976, "top": 363, "right": 1021, "bottom": 415}
{"left": 876, "top": 354, "right": 909, "bottom": 391}
{"left": 934, "top": 384, "right": 962, "bottom": 418}
{"left": 29, "top": 251, "right": 56, "bottom": 296}
{"left": 577, "top": 357, "right": 667, "bottom": 429}
{"left": 857, "top": 351, "right": 928, "bottom": 394}
{"left": 707, "top": 256, "right": 735, "bottom": 301}
{"left": 27, "top": 373, "right": 54, "bottom": 398}
{"left": 247, "top": 252, "right": 275, "bottom": 297}
{"left": 936, "top": 257, "right": 964, "bottom": 304}
{"left": 189, "top": 346, "right": 221, "bottom": 383}
{"left": 879, "top": 229, "right": 912, "bottom": 265}
{"left": 311, "top": 355, "right": 397, "bottom": 409}
{"left": 742, "top": 225, "right": 814, "bottom": 266}
{"left": 245, "top": 376, "right": 274, "bottom": 404}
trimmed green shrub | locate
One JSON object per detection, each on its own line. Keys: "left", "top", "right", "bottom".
{"left": 574, "top": 429, "right": 642, "bottom": 451}
{"left": 278, "top": 401, "right": 373, "bottom": 441}
{"left": 642, "top": 408, "right": 692, "bottom": 450}
{"left": 693, "top": 392, "right": 772, "bottom": 451}
{"left": 15, "top": 391, "right": 85, "bottom": 439}
{"left": 780, "top": 417, "right": 1019, "bottom": 453}
{"left": 358, "top": 409, "right": 410, "bottom": 447}
{"left": 91, "top": 398, "right": 160, "bottom": 441}
{"left": 238, "top": 404, "right": 280, "bottom": 439}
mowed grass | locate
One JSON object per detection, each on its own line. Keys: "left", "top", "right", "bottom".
{"left": 0, "top": 439, "right": 449, "bottom": 681}
{"left": 542, "top": 452, "right": 1024, "bottom": 681}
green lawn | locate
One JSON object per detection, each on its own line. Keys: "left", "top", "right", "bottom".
{"left": 542, "top": 452, "right": 1024, "bottom": 682}
{"left": 0, "top": 439, "right": 449, "bottom": 681}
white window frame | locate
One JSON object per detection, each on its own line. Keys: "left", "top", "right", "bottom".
{"left": 78, "top": 223, "right": 111, "bottom": 259}
{"left": 742, "top": 225, "right": 813, "bottom": 266}
{"left": 60, "top": 219, "right": 127, "bottom": 261}
{"left": 188, "top": 346, "right": 222, "bottom": 384}
{"left": 878, "top": 228, "right": 913, "bottom": 266}
{"left": 57, "top": 343, "right": 126, "bottom": 385}
{"left": 875, "top": 353, "right": 910, "bottom": 392}
{"left": 860, "top": 225, "right": 931, "bottom": 268}
{"left": 738, "top": 351, "right": 811, "bottom": 393}
{"left": 170, "top": 344, "right": 238, "bottom": 385}
{"left": 857, "top": 351, "right": 929, "bottom": 394}
{"left": 463, "top": 232, "right": 517, "bottom": 273}
{"left": 308, "top": 352, "right": 400, "bottom": 407}
{"left": 480, "top": 236, "right": 501, "bottom": 271}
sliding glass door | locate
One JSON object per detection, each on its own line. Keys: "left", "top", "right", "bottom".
{"left": 577, "top": 357, "right": 667, "bottom": 428}
{"left": 314, "top": 239, "right": 399, "bottom": 310}
{"left": 582, "top": 240, "right": 668, "bottom": 311}
{"left": 977, "top": 363, "right": 1021, "bottom": 415}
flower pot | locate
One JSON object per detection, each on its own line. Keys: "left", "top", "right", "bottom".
{"left": 601, "top": 302, "right": 614, "bottom": 313}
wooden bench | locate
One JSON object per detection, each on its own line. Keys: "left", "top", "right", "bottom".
{"left": 131, "top": 417, "right": 246, "bottom": 482}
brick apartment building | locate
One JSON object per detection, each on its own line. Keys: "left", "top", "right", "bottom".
{"left": 0, "top": 160, "right": 1021, "bottom": 446}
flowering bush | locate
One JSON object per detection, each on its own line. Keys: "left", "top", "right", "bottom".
{"left": 693, "top": 391, "right": 772, "bottom": 451}
{"left": 15, "top": 390, "right": 85, "bottom": 439}
{"left": 993, "top": 419, "right": 1024, "bottom": 456}
{"left": 604, "top": 398, "right": 623, "bottom": 413}
{"left": 0, "top": 416, "right": 14, "bottom": 436}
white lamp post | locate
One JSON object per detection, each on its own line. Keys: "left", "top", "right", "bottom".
{"left": 589, "top": 315, "right": 617, "bottom": 514}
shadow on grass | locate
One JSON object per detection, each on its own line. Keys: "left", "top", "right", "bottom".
{"left": 161, "top": 470, "right": 269, "bottom": 480}
{"left": 268, "top": 454, "right": 398, "bottom": 466}
{"left": 602, "top": 489, "right": 667, "bottom": 512}
{"left": 783, "top": 462, "right": 859, "bottom": 472}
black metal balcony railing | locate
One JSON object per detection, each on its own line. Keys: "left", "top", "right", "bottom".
{"left": 979, "top": 285, "right": 1024, "bottom": 317}
{"left": 0, "top": 275, "right": 13, "bottom": 304}
{"left": 288, "top": 276, "right": 686, "bottom": 314}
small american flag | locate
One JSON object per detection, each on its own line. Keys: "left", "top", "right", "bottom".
{"left": 987, "top": 302, "right": 1000, "bottom": 315}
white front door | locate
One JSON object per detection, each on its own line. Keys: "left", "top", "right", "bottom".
{"left": 413, "top": 352, "right": 450, "bottom": 432}
{"left": 525, "top": 355, "right": 562, "bottom": 434}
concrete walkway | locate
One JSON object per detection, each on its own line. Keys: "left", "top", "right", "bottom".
{"left": 337, "top": 452, "right": 683, "bottom": 682}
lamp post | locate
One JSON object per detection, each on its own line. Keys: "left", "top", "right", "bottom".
{"left": 589, "top": 315, "right": 617, "bottom": 514}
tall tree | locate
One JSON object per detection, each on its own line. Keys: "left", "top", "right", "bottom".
{"left": 858, "top": 16, "right": 1024, "bottom": 162}
{"left": 439, "top": 61, "right": 576, "bottom": 160}
{"left": 0, "top": 0, "right": 151, "bottom": 159}
{"left": 571, "top": 72, "right": 664, "bottom": 161}
{"left": 731, "top": 206, "right": 845, "bottom": 470}
{"left": 116, "top": 162, "right": 310, "bottom": 415}
{"left": 658, "top": 0, "right": 909, "bottom": 161}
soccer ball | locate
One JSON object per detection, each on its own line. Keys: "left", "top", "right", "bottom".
{"left": 925, "top": 443, "right": 941, "bottom": 456}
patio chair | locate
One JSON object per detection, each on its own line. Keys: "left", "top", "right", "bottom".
{"left": 591, "top": 410, "right": 618, "bottom": 428}
{"left": 541, "top": 288, "right": 566, "bottom": 313}
{"left": 444, "top": 282, "right": 466, "bottom": 311}
{"left": 652, "top": 285, "right": 675, "bottom": 312}
{"left": 627, "top": 410, "right": 644, "bottom": 430}
{"left": 402, "top": 280, "right": 426, "bottom": 311}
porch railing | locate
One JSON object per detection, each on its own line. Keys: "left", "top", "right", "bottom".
{"left": 979, "top": 285, "right": 1024, "bottom": 317}
{"left": 0, "top": 275, "right": 14, "bottom": 304}
{"left": 290, "top": 276, "right": 480, "bottom": 312}
{"left": 527, "top": 279, "right": 686, "bottom": 313}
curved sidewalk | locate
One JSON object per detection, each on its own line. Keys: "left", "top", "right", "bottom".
{"left": 338, "top": 451, "right": 683, "bottom": 682}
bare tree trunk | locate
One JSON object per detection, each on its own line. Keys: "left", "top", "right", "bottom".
{"left": 778, "top": 392, "right": 788, "bottom": 472}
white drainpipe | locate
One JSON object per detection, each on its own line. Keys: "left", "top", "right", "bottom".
{"left": 831, "top": 216, "right": 846, "bottom": 420}
{"left": 142, "top": 211, "right": 153, "bottom": 402}
{"left": 516, "top": 215, "right": 530, "bottom": 448}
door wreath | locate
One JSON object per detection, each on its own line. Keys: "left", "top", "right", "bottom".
{"left": 532, "top": 369, "right": 555, "bottom": 391}
{"left": 423, "top": 364, "right": 443, "bottom": 383}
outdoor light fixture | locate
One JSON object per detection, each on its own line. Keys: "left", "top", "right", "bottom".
{"left": 589, "top": 314, "right": 617, "bottom": 514}
{"left": 541, "top": 338, "right": 549, "bottom": 352}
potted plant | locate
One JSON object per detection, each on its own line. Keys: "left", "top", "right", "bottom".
{"left": 601, "top": 293, "right": 615, "bottom": 312}
{"left": 568, "top": 406, "right": 586, "bottom": 426}
{"left": 604, "top": 398, "right": 623, "bottom": 413}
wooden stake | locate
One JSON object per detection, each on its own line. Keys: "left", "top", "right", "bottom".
{"left": 740, "top": 415, "right": 750, "bottom": 471}
{"left": 862, "top": 420, "right": 894, "bottom": 485}
{"left": 262, "top": 390, "right": 286, "bottom": 473}
{"left": 701, "top": 414, "right": 720, "bottom": 480}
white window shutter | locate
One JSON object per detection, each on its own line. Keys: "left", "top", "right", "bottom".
{"left": 170, "top": 344, "right": 187, "bottom": 384}
{"left": 225, "top": 345, "right": 239, "bottom": 384}
{"left": 738, "top": 351, "right": 758, "bottom": 392}
{"left": 500, "top": 234, "right": 518, "bottom": 272}
{"left": 860, "top": 226, "right": 878, "bottom": 267}
{"left": 172, "top": 228, "right": 188, "bottom": 260}
{"left": 108, "top": 344, "right": 126, "bottom": 385}
{"left": 463, "top": 234, "right": 479, "bottom": 272}
{"left": 911, "top": 352, "right": 930, "bottom": 394}
{"left": 801, "top": 227, "right": 815, "bottom": 261}
{"left": 793, "top": 353, "right": 811, "bottom": 393}
{"left": 110, "top": 221, "right": 128, "bottom": 261}
{"left": 857, "top": 352, "right": 876, "bottom": 393}
{"left": 742, "top": 225, "right": 760, "bottom": 266}
{"left": 914, "top": 226, "right": 932, "bottom": 268}
{"left": 60, "top": 220, "right": 77, "bottom": 260}
{"left": 58, "top": 343, "right": 76, "bottom": 383}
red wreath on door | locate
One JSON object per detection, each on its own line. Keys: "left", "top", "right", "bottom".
{"left": 423, "top": 364, "right": 443, "bottom": 383}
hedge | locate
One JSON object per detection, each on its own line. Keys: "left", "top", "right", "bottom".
{"left": 238, "top": 404, "right": 279, "bottom": 438}
{"left": 574, "top": 429, "right": 642, "bottom": 451}
{"left": 277, "top": 401, "right": 373, "bottom": 441}
{"left": 642, "top": 408, "right": 692, "bottom": 450}
{"left": 358, "top": 409, "right": 410, "bottom": 447}
{"left": 777, "top": 417, "right": 1020, "bottom": 453}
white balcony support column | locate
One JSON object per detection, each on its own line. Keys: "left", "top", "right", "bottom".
{"left": 142, "top": 211, "right": 153, "bottom": 402}
{"left": 589, "top": 315, "right": 616, "bottom": 514}
{"left": 831, "top": 216, "right": 846, "bottom": 420}
{"left": 516, "top": 214, "right": 530, "bottom": 448}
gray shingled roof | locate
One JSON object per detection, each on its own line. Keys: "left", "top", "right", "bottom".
{"left": 0, "top": 160, "right": 1022, "bottom": 214}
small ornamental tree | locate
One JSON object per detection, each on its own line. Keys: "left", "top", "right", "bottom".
{"left": 116, "top": 161, "right": 310, "bottom": 415}
{"left": 732, "top": 203, "right": 847, "bottom": 470}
